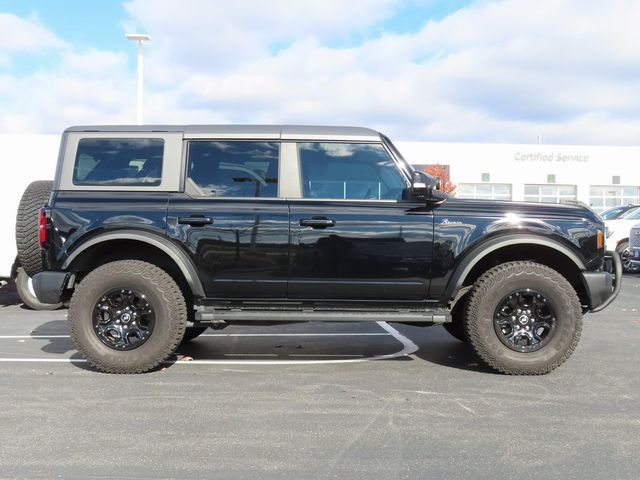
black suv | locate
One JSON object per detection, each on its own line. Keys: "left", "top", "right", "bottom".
{"left": 31, "top": 125, "right": 621, "bottom": 374}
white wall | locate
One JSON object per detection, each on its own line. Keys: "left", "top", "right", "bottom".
{"left": 396, "top": 141, "right": 640, "bottom": 204}
{"left": 0, "top": 134, "right": 60, "bottom": 278}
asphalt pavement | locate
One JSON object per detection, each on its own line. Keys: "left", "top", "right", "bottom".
{"left": 0, "top": 277, "right": 639, "bottom": 480}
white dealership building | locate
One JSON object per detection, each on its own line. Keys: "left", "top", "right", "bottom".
{"left": 397, "top": 141, "right": 640, "bottom": 213}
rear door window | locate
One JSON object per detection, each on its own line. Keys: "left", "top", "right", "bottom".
{"left": 73, "top": 138, "right": 164, "bottom": 186}
{"left": 186, "top": 141, "right": 279, "bottom": 197}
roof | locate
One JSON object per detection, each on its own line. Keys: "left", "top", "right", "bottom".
{"left": 63, "top": 124, "right": 382, "bottom": 141}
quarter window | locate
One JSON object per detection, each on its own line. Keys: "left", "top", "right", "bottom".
{"left": 73, "top": 138, "right": 164, "bottom": 186}
{"left": 298, "top": 143, "right": 406, "bottom": 200}
{"left": 187, "top": 142, "right": 279, "bottom": 197}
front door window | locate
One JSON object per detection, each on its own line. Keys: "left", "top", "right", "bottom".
{"left": 298, "top": 143, "right": 407, "bottom": 200}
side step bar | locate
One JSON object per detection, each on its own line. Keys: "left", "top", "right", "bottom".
{"left": 195, "top": 306, "right": 451, "bottom": 323}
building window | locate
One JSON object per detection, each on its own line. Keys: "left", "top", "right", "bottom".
{"left": 457, "top": 183, "right": 512, "bottom": 200}
{"left": 481, "top": 173, "right": 490, "bottom": 182}
{"left": 524, "top": 184, "right": 577, "bottom": 203}
{"left": 589, "top": 185, "right": 639, "bottom": 212}
{"left": 547, "top": 174, "right": 556, "bottom": 184}
{"left": 612, "top": 176, "right": 621, "bottom": 185}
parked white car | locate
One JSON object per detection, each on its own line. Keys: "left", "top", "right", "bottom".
{"left": 605, "top": 206, "right": 640, "bottom": 272}
{"left": 629, "top": 223, "right": 640, "bottom": 268}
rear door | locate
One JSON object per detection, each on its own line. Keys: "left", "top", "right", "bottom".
{"left": 167, "top": 140, "right": 289, "bottom": 299}
{"left": 288, "top": 142, "right": 434, "bottom": 301}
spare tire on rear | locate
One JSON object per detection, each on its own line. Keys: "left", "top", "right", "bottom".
{"left": 16, "top": 180, "right": 53, "bottom": 277}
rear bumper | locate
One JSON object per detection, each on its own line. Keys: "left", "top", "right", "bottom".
{"left": 582, "top": 251, "right": 622, "bottom": 313}
{"left": 32, "top": 271, "right": 69, "bottom": 304}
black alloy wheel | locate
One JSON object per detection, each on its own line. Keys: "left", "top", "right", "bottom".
{"left": 493, "top": 289, "right": 557, "bottom": 352}
{"left": 94, "top": 288, "right": 156, "bottom": 350}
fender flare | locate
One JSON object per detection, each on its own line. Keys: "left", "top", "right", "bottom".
{"left": 444, "top": 234, "right": 587, "bottom": 301}
{"left": 62, "top": 231, "right": 205, "bottom": 298}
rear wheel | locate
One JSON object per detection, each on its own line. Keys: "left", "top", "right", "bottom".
{"left": 16, "top": 180, "right": 53, "bottom": 277}
{"left": 15, "top": 267, "right": 62, "bottom": 310}
{"left": 465, "top": 261, "right": 582, "bottom": 375}
{"left": 68, "top": 260, "right": 187, "bottom": 373}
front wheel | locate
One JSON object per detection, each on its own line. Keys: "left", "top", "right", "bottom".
{"left": 68, "top": 260, "right": 187, "bottom": 373}
{"left": 617, "top": 241, "right": 640, "bottom": 273}
{"left": 465, "top": 261, "right": 582, "bottom": 375}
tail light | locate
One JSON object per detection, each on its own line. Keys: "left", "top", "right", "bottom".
{"left": 38, "top": 208, "right": 47, "bottom": 248}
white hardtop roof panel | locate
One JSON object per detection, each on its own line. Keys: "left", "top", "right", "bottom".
{"left": 65, "top": 125, "right": 382, "bottom": 142}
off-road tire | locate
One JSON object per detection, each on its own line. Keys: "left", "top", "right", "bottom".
{"left": 68, "top": 260, "right": 187, "bottom": 373}
{"left": 16, "top": 180, "right": 53, "bottom": 277}
{"left": 465, "top": 261, "right": 582, "bottom": 375}
{"left": 15, "top": 267, "right": 62, "bottom": 310}
{"left": 182, "top": 326, "right": 208, "bottom": 343}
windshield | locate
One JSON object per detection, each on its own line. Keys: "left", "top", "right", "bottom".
{"left": 380, "top": 134, "right": 414, "bottom": 181}
{"left": 619, "top": 206, "right": 640, "bottom": 219}
{"left": 601, "top": 207, "right": 626, "bottom": 220}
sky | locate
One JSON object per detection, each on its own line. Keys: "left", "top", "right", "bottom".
{"left": 0, "top": 0, "right": 639, "bottom": 145}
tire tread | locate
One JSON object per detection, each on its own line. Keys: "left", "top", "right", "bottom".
{"left": 465, "top": 261, "right": 582, "bottom": 375}
{"left": 16, "top": 180, "right": 53, "bottom": 277}
{"left": 68, "top": 260, "right": 187, "bottom": 374}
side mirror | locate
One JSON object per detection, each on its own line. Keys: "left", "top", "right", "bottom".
{"left": 403, "top": 171, "right": 438, "bottom": 201}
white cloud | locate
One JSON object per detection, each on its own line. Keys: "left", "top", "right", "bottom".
{"left": 0, "top": 13, "right": 66, "bottom": 64}
{"left": 0, "top": 48, "right": 133, "bottom": 133}
{"left": 1, "top": 0, "right": 640, "bottom": 145}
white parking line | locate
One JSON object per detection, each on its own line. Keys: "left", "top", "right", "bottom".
{"left": 0, "top": 321, "right": 419, "bottom": 366}
{"left": 0, "top": 333, "right": 390, "bottom": 339}
{"left": 0, "top": 335, "right": 71, "bottom": 339}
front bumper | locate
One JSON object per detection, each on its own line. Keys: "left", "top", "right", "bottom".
{"left": 629, "top": 247, "right": 640, "bottom": 266}
{"left": 582, "top": 251, "right": 622, "bottom": 313}
{"left": 32, "top": 271, "right": 70, "bottom": 304}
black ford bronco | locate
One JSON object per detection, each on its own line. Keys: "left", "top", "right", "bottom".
{"left": 30, "top": 125, "right": 621, "bottom": 374}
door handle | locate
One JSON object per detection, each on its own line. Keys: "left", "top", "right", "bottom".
{"left": 178, "top": 216, "right": 213, "bottom": 226}
{"left": 299, "top": 217, "right": 336, "bottom": 229}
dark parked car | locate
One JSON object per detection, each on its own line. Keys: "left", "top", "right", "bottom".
{"left": 27, "top": 125, "right": 621, "bottom": 374}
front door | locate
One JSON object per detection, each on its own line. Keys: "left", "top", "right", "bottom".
{"left": 167, "top": 140, "right": 289, "bottom": 299}
{"left": 288, "top": 142, "right": 434, "bottom": 301}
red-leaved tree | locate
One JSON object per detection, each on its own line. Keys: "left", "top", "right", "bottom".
{"left": 423, "top": 164, "right": 456, "bottom": 194}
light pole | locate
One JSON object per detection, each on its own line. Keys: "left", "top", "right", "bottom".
{"left": 125, "top": 33, "right": 151, "bottom": 125}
